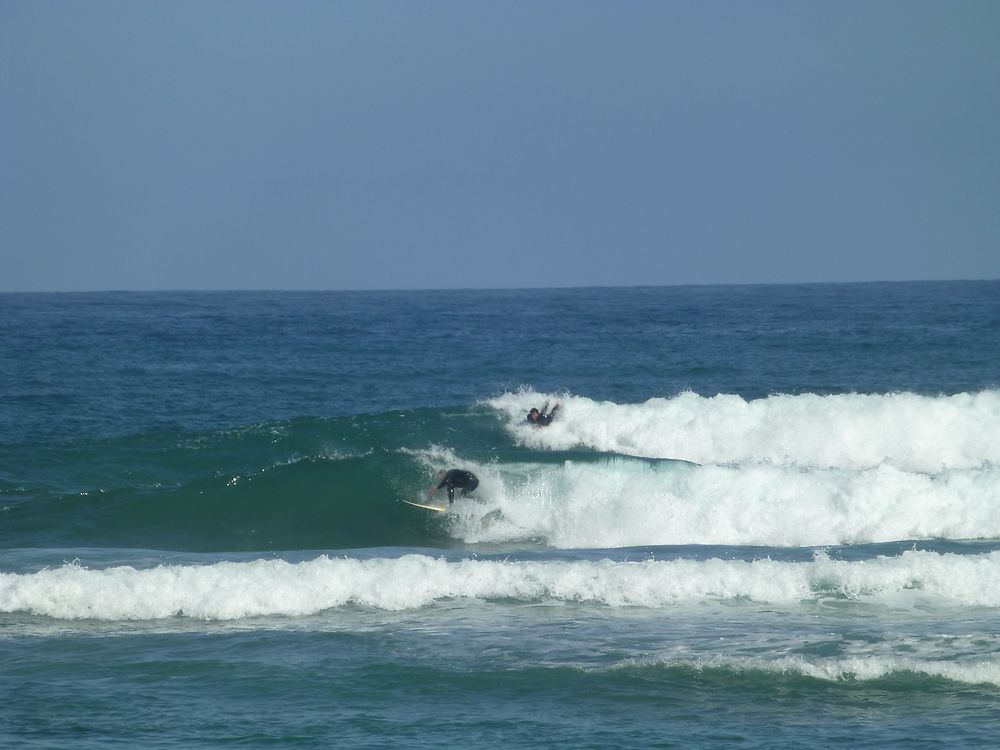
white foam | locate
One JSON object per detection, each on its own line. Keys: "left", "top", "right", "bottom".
{"left": 5, "top": 549, "right": 1000, "bottom": 621}
{"left": 445, "top": 460, "right": 1000, "bottom": 548}
{"left": 487, "top": 390, "right": 1000, "bottom": 472}
{"left": 617, "top": 652, "right": 1000, "bottom": 687}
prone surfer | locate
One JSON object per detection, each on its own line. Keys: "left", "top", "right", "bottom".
{"left": 527, "top": 401, "right": 560, "bottom": 427}
{"left": 433, "top": 469, "right": 479, "bottom": 504}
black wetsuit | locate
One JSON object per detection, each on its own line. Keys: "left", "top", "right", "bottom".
{"left": 527, "top": 403, "right": 559, "bottom": 427}
{"left": 437, "top": 469, "right": 479, "bottom": 503}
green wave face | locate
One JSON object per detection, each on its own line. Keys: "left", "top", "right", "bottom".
{"left": 1, "top": 408, "right": 512, "bottom": 552}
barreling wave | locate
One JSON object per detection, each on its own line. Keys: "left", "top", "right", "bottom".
{"left": 5, "top": 548, "right": 1000, "bottom": 621}
{"left": 0, "top": 409, "right": 504, "bottom": 552}
{"left": 3, "top": 390, "right": 998, "bottom": 551}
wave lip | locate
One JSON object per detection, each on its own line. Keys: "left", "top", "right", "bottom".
{"left": 488, "top": 390, "right": 1000, "bottom": 472}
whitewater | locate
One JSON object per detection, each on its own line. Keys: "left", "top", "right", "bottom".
{"left": 7, "top": 548, "right": 1000, "bottom": 621}
{"left": 489, "top": 390, "right": 1000, "bottom": 471}
{"left": 390, "top": 389, "right": 1000, "bottom": 549}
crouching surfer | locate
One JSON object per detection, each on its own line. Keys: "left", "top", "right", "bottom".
{"left": 432, "top": 469, "right": 479, "bottom": 505}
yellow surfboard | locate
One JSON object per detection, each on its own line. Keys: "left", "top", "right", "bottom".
{"left": 402, "top": 499, "right": 448, "bottom": 513}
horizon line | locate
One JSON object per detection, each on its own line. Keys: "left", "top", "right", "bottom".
{"left": 2, "top": 277, "right": 998, "bottom": 295}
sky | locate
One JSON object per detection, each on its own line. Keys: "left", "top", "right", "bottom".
{"left": 2, "top": 1, "right": 998, "bottom": 291}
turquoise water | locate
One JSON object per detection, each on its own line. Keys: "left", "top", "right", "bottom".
{"left": 2, "top": 282, "right": 999, "bottom": 748}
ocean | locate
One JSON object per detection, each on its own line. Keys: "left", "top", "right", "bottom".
{"left": 1, "top": 281, "right": 999, "bottom": 748}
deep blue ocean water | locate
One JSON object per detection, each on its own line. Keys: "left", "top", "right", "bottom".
{"left": 2, "top": 281, "right": 999, "bottom": 748}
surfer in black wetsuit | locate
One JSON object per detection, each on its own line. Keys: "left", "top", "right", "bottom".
{"left": 434, "top": 469, "right": 479, "bottom": 504}
{"left": 527, "top": 401, "right": 560, "bottom": 427}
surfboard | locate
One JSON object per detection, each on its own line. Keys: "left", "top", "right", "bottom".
{"left": 402, "top": 499, "right": 448, "bottom": 513}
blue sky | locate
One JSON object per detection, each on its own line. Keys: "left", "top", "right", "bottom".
{"left": 2, "top": 1, "right": 998, "bottom": 291}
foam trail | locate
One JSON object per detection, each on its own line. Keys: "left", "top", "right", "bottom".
{"left": 488, "top": 390, "right": 1000, "bottom": 471}
{"left": 6, "top": 549, "right": 1000, "bottom": 621}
